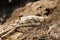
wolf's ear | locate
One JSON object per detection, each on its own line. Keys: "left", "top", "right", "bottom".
{"left": 9, "top": 0, "right": 12, "bottom": 3}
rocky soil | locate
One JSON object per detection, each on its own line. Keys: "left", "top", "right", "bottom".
{"left": 0, "top": 0, "right": 60, "bottom": 40}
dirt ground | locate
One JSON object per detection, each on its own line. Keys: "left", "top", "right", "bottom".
{"left": 0, "top": 0, "right": 60, "bottom": 40}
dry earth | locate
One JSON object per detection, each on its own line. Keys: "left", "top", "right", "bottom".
{"left": 0, "top": 0, "right": 60, "bottom": 40}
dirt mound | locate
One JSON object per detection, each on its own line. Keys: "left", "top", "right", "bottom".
{"left": 0, "top": 0, "right": 60, "bottom": 40}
